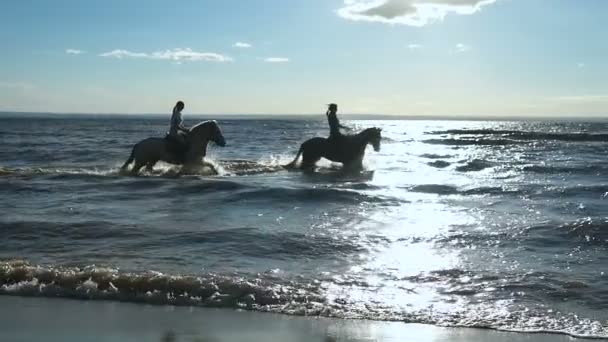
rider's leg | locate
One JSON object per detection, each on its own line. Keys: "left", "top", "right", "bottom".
{"left": 176, "top": 133, "right": 188, "bottom": 149}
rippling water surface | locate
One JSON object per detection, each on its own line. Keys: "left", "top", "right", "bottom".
{"left": 2, "top": 115, "right": 608, "bottom": 338}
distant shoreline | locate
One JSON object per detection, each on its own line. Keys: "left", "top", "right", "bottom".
{"left": 0, "top": 111, "right": 606, "bottom": 122}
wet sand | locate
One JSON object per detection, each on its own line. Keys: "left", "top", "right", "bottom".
{"left": 0, "top": 296, "right": 587, "bottom": 342}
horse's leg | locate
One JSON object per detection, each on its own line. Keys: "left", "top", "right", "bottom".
{"left": 131, "top": 160, "right": 146, "bottom": 176}
{"left": 145, "top": 160, "right": 158, "bottom": 172}
{"left": 300, "top": 150, "right": 320, "bottom": 171}
{"left": 343, "top": 161, "right": 362, "bottom": 172}
{"left": 201, "top": 161, "right": 218, "bottom": 175}
{"left": 344, "top": 156, "right": 364, "bottom": 171}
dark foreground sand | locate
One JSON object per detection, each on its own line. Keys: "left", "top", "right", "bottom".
{"left": 0, "top": 296, "right": 590, "bottom": 342}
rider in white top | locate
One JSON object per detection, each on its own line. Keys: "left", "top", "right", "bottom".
{"left": 169, "top": 101, "right": 188, "bottom": 146}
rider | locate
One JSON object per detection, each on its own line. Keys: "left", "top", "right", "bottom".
{"left": 169, "top": 101, "right": 189, "bottom": 150}
{"left": 326, "top": 103, "right": 349, "bottom": 143}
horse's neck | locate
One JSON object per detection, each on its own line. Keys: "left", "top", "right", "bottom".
{"left": 354, "top": 130, "right": 372, "bottom": 148}
{"left": 187, "top": 126, "right": 211, "bottom": 157}
{"left": 199, "top": 139, "right": 209, "bottom": 156}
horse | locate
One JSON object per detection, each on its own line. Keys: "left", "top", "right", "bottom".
{"left": 121, "top": 120, "right": 226, "bottom": 175}
{"left": 284, "top": 127, "right": 382, "bottom": 171}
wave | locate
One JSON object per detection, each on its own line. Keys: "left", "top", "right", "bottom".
{"left": 0, "top": 166, "right": 121, "bottom": 178}
{"left": 1, "top": 222, "right": 373, "bottom": 261}
{"left": 455, "top": 159, "right": 495, "bottom": 172}
{"left": 522, "top": 164, "right": 608, "bottom": 175}
{"left": 0, "top": 260, "right": 322, "bottom": 310}
{"left": 544, "top": 185, "right": 608, "bottom": 198}
{"left": 409, "top": 184, "right": 461, "bottom": 195}
{"left": 423, "top": 138, "right": 521, "bottom": 146}
{"left": 409, "top": 183, "right": 608, "bottom": 199}
{"left": 427, "top": 160, "right": 451, "bottom": 168}
{"left": 434, "top": 218, "right": 608, "bottom": 251}
{"left": 221, "top": 159, "right": 286, "bottom": 176}
{"left": 525, "top": 218, "right": 608, "bottom": 247}
{"left": 224, "top": 187, "right": 400, "bottom": 205}
{"left": 419, "top": 153, "right": 454, "bottom": 159}
{"left": 409, "top": 184, "right": 524, "bottom": 196}
{"left": 165, "top": 228, "right": 367, "bottom": 259}
{"left": 427, "top": 129, "right": 608, "bottom": 142}
{"left": 1, "top": 260, "right": 606, "bottom": 338}
{"left": 428, "top": 129, "right": 523, "bottom": 135}
{"left": 171, "top": 179, "right": 249, "bottom": 194}
{"left": 0, "top": 158, "right": 288, "bottom": 179}
{"left": 1, "top": 221, "right": 148, "bottom": 241}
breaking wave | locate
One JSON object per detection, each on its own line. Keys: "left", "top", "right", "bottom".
{"left": 427, "top": 129, "right": 608, "bottom": 142}
{"left": 1, "top": 260, "right": 606, "bottom": 338}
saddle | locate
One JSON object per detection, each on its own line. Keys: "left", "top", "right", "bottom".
{"left": 164, "top": 134, "right": 189, "bottom": 163}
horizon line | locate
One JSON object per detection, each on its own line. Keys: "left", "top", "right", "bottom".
{"left": 0, "top": 111, "right": 607, "bottom": 122}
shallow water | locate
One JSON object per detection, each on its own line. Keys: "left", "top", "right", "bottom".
{"left": 1, "top": 115, "right": 608, "bottom": 338}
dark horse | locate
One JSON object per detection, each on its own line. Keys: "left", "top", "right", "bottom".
{"left": 121, "top": 120, "right": 226, "bottom": 175}
{"left": 284, "top": 127, "right": 382, "bottom": 171}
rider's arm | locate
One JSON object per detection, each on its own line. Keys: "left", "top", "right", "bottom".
{"left": 172, "top": 111, "right": 189, "bottom": 133}
{"left": 177, "top": 122, "right": 189, "bottom": 133}
{"left": 328, "top": 112, "right": 349, "bottom": 131}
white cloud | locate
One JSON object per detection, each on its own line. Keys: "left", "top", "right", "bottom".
{"left": 264, "top": 57, "right": 290, "bottom": 63}
{"left": 99, "top": 48, "right": 233, "bottom": 62}
{"left": 407, "top": 43, "right": 422, "bottom": 50}
{"left": 233, "top": 42, "right": 252, "bottom": 48}
{"left": 454, "top": 43, "right": 470, "bottom": 53}
{"left": 577, "top": 62, "right": 585, "bottom": 68}
{"left": 66, "top": 49, "right": 85, "bottom": 55}
{"left": 337, "top": 0, "right": 497, "bottom": 26}
{"left": 99, "top": 49, "right": 150, "bottom": 59}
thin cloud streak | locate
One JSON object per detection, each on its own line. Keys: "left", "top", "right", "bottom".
{"left": 66, "top": 49, "right": 85, "bottom": 55}
{"left": 264, "top": 57, "right": 289, "bottom": 63}
{"left": 99, "top": 48, "right": 233, "bottom": 62}
{"left": 233, "top": 42, "right": 252, "bottom": 48}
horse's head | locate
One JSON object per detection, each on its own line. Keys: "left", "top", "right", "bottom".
{"left": 208, "top": 120, "right": 226, "bottom": 147}
{"left": 190, "top": 120, "right": 226, "bottom": 147}
{"left": 367, "top": 127, "right": 382, "bottom": 152}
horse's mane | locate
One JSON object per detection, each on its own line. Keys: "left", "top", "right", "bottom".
{"left": 348, "top": 127, "right": 380, "bottom": 138}
{"left": 189, "top": 120, "right": 217, "bottom": 132}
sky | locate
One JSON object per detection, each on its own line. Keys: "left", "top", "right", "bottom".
{"left": 0, "top": 0, "right": 607, "bottom": 117}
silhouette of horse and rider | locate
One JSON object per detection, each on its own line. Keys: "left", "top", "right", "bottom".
{"left": 121, "top": 101, "right": 382, "bottom": 175}
{"left": 121, "top": 101, "right": 226, "bottom": 175}
{"left": 284, "top": 103, "right": 382, "bottom": 171}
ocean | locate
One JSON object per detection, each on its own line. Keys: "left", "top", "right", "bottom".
{"left": 1, "top": 114, "right": 608, "bottom": 338}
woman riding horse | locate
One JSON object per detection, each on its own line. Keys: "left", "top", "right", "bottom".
{"left": 326, "top": 103, "right": 349, "bottom": 143}
{"left": 121, "top": 119, "right": 226, "bottom": 175}
{"left": 285, "top": 104, "right": 382, "bottom": 171}
{"left": 169, "top": 100, "right": 189, "bottom": 152}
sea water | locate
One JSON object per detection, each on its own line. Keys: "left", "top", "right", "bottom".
{"left": 1, "top": 114, "right": 608, "bottom": 338}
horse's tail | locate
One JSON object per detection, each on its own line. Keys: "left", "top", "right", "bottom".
{"left": 120, "top": 148, "right": 135, "bottom": 172}
{"left": 283, "top": 145, "right": 303, "bottom": 169}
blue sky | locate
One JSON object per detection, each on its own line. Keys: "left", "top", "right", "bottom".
{"left": 0, "top": 0, "right": 607, "bottom": 116}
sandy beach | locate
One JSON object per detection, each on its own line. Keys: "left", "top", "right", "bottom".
{"left": 0, "top": 296, "right": 588, "bottom": 342}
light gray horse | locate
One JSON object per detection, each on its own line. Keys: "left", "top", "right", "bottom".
{"left": 121, "top": 120, "right": 226, "bottom": 175}
{"left": 284, "top": 127, "right": 382, "bottom": 171}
